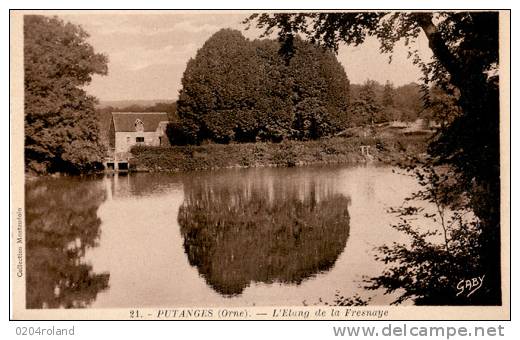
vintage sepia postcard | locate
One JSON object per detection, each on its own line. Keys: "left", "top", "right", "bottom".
{"left": 10, "top": 9, "right": 510, "bottom": 320}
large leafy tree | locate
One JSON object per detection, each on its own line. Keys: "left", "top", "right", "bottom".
{"left": 176, "top": 29, "right": 284, "bottom": 143}
{"left": 382, "top": 81, "right": 395, "bottom": 108}
{"left": 245, "top": 12, "right": 501, "bottom": 304}
{"left": 175, "top": 28, "right": 350, "bottom": 144}
{"left": 393, "top": 82, "right": 424, "bottom": 121}
{"left": 24, "top": 15, "right": 108, "bottom": 174}
{"left": 349, "top": 80, "right": 383, "bottom": 126}
{"left": 381, "top": 81, "right": 401, "bottom": 122}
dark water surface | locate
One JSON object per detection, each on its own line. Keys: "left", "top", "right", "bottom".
{"left": 25, "top": 165, "right": 419, "bottom": 308}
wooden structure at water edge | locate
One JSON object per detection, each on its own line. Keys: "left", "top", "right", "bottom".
{"left": 103, "top": 151, "right": 130, "bottom": 172}
{"left": 360, "top": 145, "right": 374, "bottom": 161}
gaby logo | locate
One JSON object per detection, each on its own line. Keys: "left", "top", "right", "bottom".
{"left": 456, "top": 275, "right": 485, "bottom": 298}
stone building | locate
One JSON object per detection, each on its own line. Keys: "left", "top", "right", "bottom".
{"left": 105, "top": 112, "right": 170, "bottom": 171}
{"left": 108, "top": 112, "right": 170, "bottom": 154}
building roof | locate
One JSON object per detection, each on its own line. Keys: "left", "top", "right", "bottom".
{"left": 112, "top": 112, "right": 169, "bottom": 132}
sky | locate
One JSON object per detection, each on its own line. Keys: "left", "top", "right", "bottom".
{"left": 60, "top": 12, "right": 433, "bottom": 101}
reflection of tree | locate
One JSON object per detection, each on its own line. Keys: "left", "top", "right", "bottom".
{"left": 178, "top": 176, "right": 351, "bottom": 296}
{"left": 25, "top": 177, "right": 109, "bottom": 308}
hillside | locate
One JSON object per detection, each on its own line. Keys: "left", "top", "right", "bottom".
{"left": 96, "top": 99, "right": 176, "bottom": 109}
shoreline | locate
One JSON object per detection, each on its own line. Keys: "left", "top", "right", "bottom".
{"left": 25, "top": 135, "right": 430, "bottom": 178}
{"left": 128, "top": 135, "right": 429, "bottom": 173}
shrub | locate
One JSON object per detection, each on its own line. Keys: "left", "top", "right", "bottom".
{"left": 166, "top": 121, "right": 199, "bottom": 146}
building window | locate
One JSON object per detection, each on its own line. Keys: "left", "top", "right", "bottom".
{"left": 135, "top": 119, "right": 144, "bottom": 132}
{"left": 136, "top": 137, "right": 144, "bottom": 143}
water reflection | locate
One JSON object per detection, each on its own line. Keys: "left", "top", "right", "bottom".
{"left": 178, "top": 173, "right": 351, "bottom": 296}
{"left": 24, "top": 166, "right": 414, "bottom": 308}
{"left": 25, "top": 177, "right": 109, "bottom": 309}
{"left": 104, "top": 172, "right": 183, "bottom": 198}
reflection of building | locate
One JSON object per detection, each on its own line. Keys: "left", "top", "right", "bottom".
{"left": 106, "top": 112, "right": 169, "bottom": 171}
{"left": 103, "top": 173, "right": 183, "bottom": 198}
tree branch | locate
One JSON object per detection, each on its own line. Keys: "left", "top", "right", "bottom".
{"left": 412, "top": 13, "right": 463, "bottom": 89}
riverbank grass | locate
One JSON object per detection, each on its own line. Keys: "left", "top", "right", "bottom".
{"left": 129, "top": 135, "right": 429, "bottom": 172}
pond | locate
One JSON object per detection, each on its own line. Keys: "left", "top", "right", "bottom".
{"left": 25, "top": 164, "right": 421, "bottom": 308}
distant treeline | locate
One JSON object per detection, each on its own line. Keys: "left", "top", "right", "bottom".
{"left": 348, "top": 79, "right": 456, "bottom": 125}
{"left": 350, "top": 81, "right": 423, "bottom": 123}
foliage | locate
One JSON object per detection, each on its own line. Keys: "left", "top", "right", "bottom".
{"left": 25, "top": 176, "right": 109, "bottom": 308}
{"left": 349, "top": 80, "right": 384, "bottom": 126}
{"left": 245, "top": 11, "right": 501, "bottom": 304}
{"left": 350, "top": 81, "right": 426, "bottom": 122}
{"left": 24, "top": 15, "right": 108, "bottom": 174}
{"left": 130, "top": 134, "right": 429, "bottom": 172}
{"left": 421, "top": 86, "right": 461, "bottom": 126}
{"left": 382, "top": 81, "right": 395, "bottom": 108}
{"left": 175, "top": 29, "right": 350, "bottom": 144}
{"left": 328, "top": 293, "right": 371, "bottom": 306}
{"left": 365, "top": 164, "right": 486, "bottom": 305}
{"left": 393, "top": 83, "right": 425, "bottom": 121}
{"left": 292, "top": 98, "right": 333, "bottom": 140}
{"left": 165, "top": 120, "right": 198, "bottom": 146}
{"left": 381, "top": 81, "right": 397, "bottom": 121}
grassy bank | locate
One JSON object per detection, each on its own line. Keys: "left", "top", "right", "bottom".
{"left": 129, "top": 135, "right": 430, "bottom": 172}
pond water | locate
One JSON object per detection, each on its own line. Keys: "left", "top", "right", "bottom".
{"left": 25, "top": 164, "right": 422, "bottom": 308}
